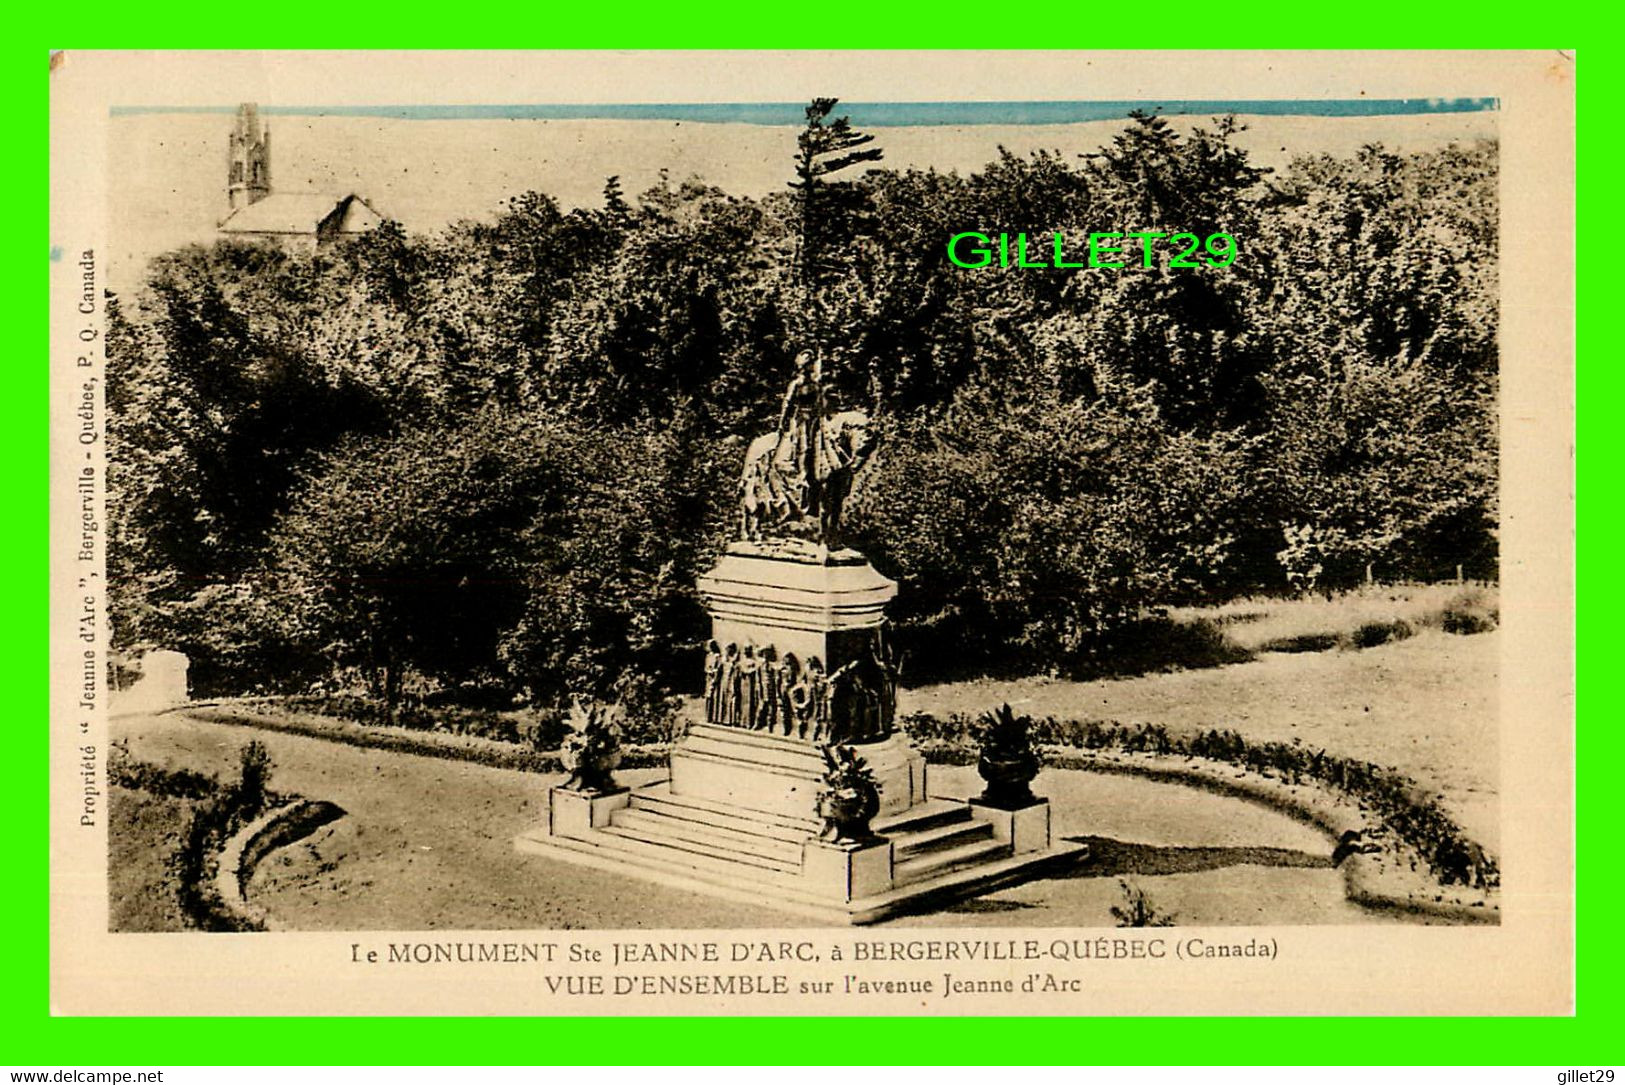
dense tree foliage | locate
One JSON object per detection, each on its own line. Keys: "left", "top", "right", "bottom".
{"left": 107, "top": 108, "right": 1498, "bottom": 701}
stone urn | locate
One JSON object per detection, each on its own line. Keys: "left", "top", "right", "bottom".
{"left": 975, "top": 703, "right": 1040, "bottom": 809}
{"left": 817, "top": 745, "right": 881, "bottom": 844}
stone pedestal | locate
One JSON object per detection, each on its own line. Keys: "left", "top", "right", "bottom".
{"left": 114, "top": 649, "right": 191, "bottom": 714}
{"left": 549, "top": 787, "right": 630, "bottom": 839}
{"left": 681, "top": 542, "right": 919, "bottom": 822}
{"left": 969, "top": 798, "right": 1053, "bottom": 855}
{"left": 698, "top": 545, "right": 902, "bottom": 744}
{"left": 802, "top": 838, "right": 895, "bottom": 901}
{"left": 696, "top": 543, "right": 897, "bottom": 673}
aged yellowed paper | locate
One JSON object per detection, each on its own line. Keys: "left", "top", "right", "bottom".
{"left": 50, "top": 50, "right": 1573, "bottom": 1015}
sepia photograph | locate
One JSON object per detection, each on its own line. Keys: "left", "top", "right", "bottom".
{"left": 49, "top": 49, "right": 1574, "bottom": 1017}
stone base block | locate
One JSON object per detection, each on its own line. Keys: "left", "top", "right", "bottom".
{"left": 549, "top": 787, "right": 630, "bottom": 840}
{"left": 802, "top": 838, "right": 894, "bottom": 901}
{"left": 968, "top": 798, "right": 1052, "bottom": 855}
{"left": 670, "top": 724, "right": 927, "bottom": 819}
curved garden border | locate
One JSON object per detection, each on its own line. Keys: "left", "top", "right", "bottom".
{"left": 1040, "top": 747, "right": 1498, "bottom": 924}
{"left": 211, "top": 799, "right": 347, "bottom": 930}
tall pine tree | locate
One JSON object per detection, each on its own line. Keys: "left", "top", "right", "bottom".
{"left": 788, "top": 97, "right": 884, "bottom": 384}
{"left": 791, "top": 97, "right": 883, "bottom": 288}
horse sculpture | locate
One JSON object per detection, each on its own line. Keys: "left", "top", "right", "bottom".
{"left": 740, "top": 408, "right": 875, "bottom": 549}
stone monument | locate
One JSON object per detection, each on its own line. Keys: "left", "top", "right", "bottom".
{"left": 517, "top": 351, "right": 1087, "bottom": 922}
{"left": 112, "top": 649, "right": 191, "bottom": 714}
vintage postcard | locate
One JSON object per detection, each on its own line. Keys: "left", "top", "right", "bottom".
{"left": 49, "top": 50, "right": 1574, "bottom": 1016}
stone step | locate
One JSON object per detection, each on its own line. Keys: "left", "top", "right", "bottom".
{"left": 893, "top": 838, "right": 1011, "bottom": 885}
{"left": 522, "top": 830, "right": 814, "bottom": 900}
{"left": 873, "top": 799, "right": 972, "bottom": 836}
{"left": 610, "top": 808, "right": 804, "bottom": 865}
{"left": 633, "top": 787, "right": 974, "bottom": 846}
{"left": 629, "top": 788, "right": 819, "bottom": 840}
{"left": 519, "top": 826, "right": 1091, "bottom": 925}
{"left": 891, "top": 818, "right": 995, "bottom": 859}
{"left": 598, "top": 824, "right": 804, "bottom": 878}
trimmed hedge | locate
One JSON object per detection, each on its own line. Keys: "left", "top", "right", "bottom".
{"left": 277, "top": 694, "right": 564, "bottom": 747}
{"left": 182, "top": 702, "right": 671, "bottom": 775}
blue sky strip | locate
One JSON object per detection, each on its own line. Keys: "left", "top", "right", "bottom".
{"left": 110, "top": 99, "right": 1499, "bottom": 125}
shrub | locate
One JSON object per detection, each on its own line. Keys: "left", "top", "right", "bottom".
{"left": 233, "top": 739, "right": 274, "bottom": 823}
{"left": 1258, "top": 632, "right": 1341, "bottom": 654}
{"left": 281, "top": 693, "right": 403, "bottom": 728}
{"left": 1111, "top": 879, "right": 1177, "bottom": 927}
{"left": 184, "top": 703, "right": 674, "bottom": 775}
{"left": 1440, "top": 607, "right": 1497, "bottom": 635}
{"left": 1347, "top": 619, "right": 1415, "bottom": 649}
{"left": 1433, "top": 588, "right": 1500, "bottom": 635}
{"left": 427, "top": 704, "right": 521, "bottom": 743}
{"left": 518, "top": 709, "right": 570, "bottom": 751}
{"left": 144, "top": 581, "right": 328, "bottom": 698}
{"left": 169, "top": 794, "right": 257, "bottom": 931}
{"left": 613, "top": 670, "right": 684, "bottom": 746}
{"left": 280, "top": 692, "right": 552, "bottom": 745}
{"left": 848, "top": 401, "right": 1266, "bottom": 680}
{"left": 1089, "top": 614, "right": 1255, "bottom": 677}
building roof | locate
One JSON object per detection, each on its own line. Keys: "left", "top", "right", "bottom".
{"left": 218, "top": 192, "right": 384, "bottom": 236}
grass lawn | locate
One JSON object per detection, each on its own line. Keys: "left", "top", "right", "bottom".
{"left": 1169, "top": 582, "right": 1497, "bottom": 653}
{"left": 902, "top": 628, "right": 1498, "bottom": 852}
{"left": 107, "top": 785, "right": 192, "bottom": 932}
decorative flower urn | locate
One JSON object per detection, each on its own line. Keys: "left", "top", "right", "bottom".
{"left": 560, "top": 699, "right": 625, "bottom": 794}
{"left": 975, "top": 703, "right": 1041, "bottom": 809}
{"left": 817, "top": 745, "right": 882, "bottom": 844}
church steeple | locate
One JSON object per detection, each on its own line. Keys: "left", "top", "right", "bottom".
{"left": 227, "top": 102, "right": 271, "bottom": 212}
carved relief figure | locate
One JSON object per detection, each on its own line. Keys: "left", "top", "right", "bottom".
{"left": 869, "top": 632, "right": 902, "bottom": 732}
{"left": 720, "top": 643, "right": 740, "bottom": 726}
{"left": 826, "top": 659, "right": 868, "bottom": 743}
{"left": 803, "top": 656, "right": 828, "bottom": 741}
{"left": 789, "top": 658, "right": 813, "bottom": 738}
{"left": 703, "top": 640, "right": 723, "bottom": 723}
{"left": 738, "top": 645, "right": 761, "bottom": 730}
{"left": 701, "top": 637, "right": 897, "bottom": 738}
{"left": 816, "top": 658, "right": 858, "bottom": 742}
{"left": 757, "top": 645, "right": 780, "bottom": 731}
{"left": 777, "top": 653, "right": 800, "bottom": 735}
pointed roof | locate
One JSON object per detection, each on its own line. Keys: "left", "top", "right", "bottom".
{"left": 219, "top": 192, "right": 383, "bottom": 236}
